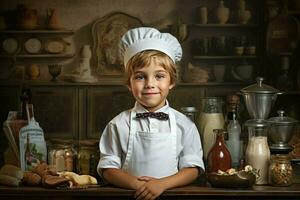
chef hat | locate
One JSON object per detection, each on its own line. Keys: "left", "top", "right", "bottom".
{"left": 119, "top": 27, "right": 182, "bottom": 67}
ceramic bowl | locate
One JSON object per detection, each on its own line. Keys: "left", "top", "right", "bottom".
{"left": 207, "top": 171, "right": 256, "bottom": 188}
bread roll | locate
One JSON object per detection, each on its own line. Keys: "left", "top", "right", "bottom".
{"left": 0, "top": 164, "right": 23, "bottom": 180}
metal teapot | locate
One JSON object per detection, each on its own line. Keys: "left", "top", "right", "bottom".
{"left": 240, "top": 77, "right": 282, "bottom": 119}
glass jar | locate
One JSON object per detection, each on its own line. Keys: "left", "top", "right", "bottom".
{"left": 77, "top": 140, "right": 99, "bottom": 176}
{"left": 180, "top": 107, "right": 197, "bottom": 123}
{"left": 269, "top": 154, "right": 293, "bottom": 186}
{"left": 245, "top": 119, "right": 270, "bottom": 185}
{"left": 47, "top": 139, "right": 75, "bottom": 172}
{"left": 198, "top": 97, "right": 225, "bottom": 160}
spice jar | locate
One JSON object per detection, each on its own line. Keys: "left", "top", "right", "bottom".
{"left": 269, "top": 154, "right": 293, "bottom": 186}
{"left": 47, "top": 139, "right": 76, "bottom": 172}
{"left": 77, "top": 140, "right": 99, "bottom": 176}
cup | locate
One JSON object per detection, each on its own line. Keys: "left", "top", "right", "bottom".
{"left": 245, "top": 46, "right": 256, "bottom": 55}
{"left": 198, "top": 6, "right": 208, "bottom": 24}
{"left": 234, "top": 46, "right": 244, "bottom": 56}
{"left": 213, "top": 65, "right": 226, "bottom": 82}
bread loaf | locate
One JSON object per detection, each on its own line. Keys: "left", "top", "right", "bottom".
{"left": 0, "top": 164, "right": 23, "bottom": 180}
{"left": 0, "top": 174, "right": 21, "bottom": 186}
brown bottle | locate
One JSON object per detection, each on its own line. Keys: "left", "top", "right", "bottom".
{"left": 207, "top": 129, "right": 232, "bottom": 172}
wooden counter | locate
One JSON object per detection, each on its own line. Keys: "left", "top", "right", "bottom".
{"left": 0, "top": 184, "right": 300, "bottom": 200}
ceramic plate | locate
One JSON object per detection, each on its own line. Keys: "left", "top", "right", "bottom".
{"left": 207, "top": 171, "right": 256, "bottom": 188}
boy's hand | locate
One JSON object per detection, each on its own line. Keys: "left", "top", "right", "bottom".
{"left": 134, "top": 178, "right": 166, "bottom": 200}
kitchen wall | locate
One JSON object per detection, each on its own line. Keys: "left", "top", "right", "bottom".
{"left": 0, "top": 0, "right": 188, "bottom": 78}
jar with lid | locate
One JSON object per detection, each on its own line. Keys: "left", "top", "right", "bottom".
{"left": 77, "top": 140, "right": 99, "bottom": 176}
{"left": 269, "top": 154, "right": 293, "bottom": 186}
{"left": 180, "top": 107, "right": 198, "bottom": 123}
{"left": 198, "top": 97, "right": 225, "bottom": 160}
{"left": 47, "top": 139, "right": 76, "bottom": 172}
{"left": 245, "top": 119, "right": 270, "bottom": 185}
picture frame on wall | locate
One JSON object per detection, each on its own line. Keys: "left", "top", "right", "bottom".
{"left": 91, "top": 12, "right": 143, "bottom": 79}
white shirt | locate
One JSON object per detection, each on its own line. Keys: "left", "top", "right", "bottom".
{"left": 97, "top": 101, "right": 205, "bottom": 175}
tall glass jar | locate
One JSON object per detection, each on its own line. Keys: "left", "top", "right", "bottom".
{"left": 47, "top": 139, "right": 75, "bottom": 172}
{"left": 77, "top": 140, "right": 99, "bottom": 176}
{"left": 245, "top": 119, "right": 270, "bottom": 185}
{"left": 198, "top": 97, "right": 225, "bottom": 160}
{"left": 269, "top": 154, "right": 293, "bottom": 186}
{"left": 207, "top": 129, "right": 232, "bottom": 172}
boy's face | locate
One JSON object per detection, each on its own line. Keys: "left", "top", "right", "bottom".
{"left": 128, "top": 58, "right": 175, "bottom": 112}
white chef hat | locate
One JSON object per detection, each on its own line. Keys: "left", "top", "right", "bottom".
{"left": 119, "top": 27, "right": 182, "bottom": 67}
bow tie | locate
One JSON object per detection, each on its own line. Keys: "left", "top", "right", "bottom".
{"left": 136, "top": 112, "right": 169, "bottom": 120}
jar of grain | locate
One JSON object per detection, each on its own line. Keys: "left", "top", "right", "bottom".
{"left": 269, "top": 154, "right": 293, "bottom": 186}
{"left": 77, "top": 140, "right": 99, "bottom": 176}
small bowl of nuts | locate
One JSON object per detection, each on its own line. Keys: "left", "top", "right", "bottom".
{"left": 207, "top": 165, "right": 257, "bottom": 188}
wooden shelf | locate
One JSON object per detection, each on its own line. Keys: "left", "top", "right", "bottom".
{"left": 192, "top": 55, "right": 257, "bottom": 60}
{"left": 189, "top": 24, "right": 259, "bottom": 28}
{"left": 0, "top": 30, "right": 74, "bottom": 34}
{"left": 177, "top": 81, "right": 252, "bottom": 86}
{"left": 0, "top": 54, "right": 75, "bottom": 59}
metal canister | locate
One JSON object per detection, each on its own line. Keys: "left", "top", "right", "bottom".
{"left": 77, "top": 140, "right": 99, "bottom": 176}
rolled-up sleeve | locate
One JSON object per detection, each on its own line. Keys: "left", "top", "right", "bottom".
{"left": 178, "top": 124, "right": 205, "bottom": 171}
{"left": 97, "top": 123, "right": 122, "bottom": 176}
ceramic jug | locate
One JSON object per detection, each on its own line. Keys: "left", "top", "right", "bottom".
{"left": 47, "top": 8, "right": 62, "bottom": 30}
{"left": 18, "top": 4, "right": 38, "bottom": 29}
{"left": 207, "top": 129, "right": 232, "bottom": 172}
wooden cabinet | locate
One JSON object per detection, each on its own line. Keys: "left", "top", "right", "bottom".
{"left": 86, "top": 86, "right": 134, "bottom": 139}
{"left": 30, "top": 86, "right": 80, "bottom": 139}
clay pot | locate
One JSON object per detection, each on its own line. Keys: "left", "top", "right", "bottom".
{"left": 26, "top": 64, "right": 39, "bottom": 80}
{"left": 215, "top": 0, "right": 230, "bottom": 24}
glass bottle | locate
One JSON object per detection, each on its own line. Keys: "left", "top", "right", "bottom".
{"left": 226, "top": 108, "right": 241, "bottom": 168}
{"left": 20, "top": 88, "right": 31, "bottom": 120}
{"left": 245, "top": 119, "right": 270, "bottom": 185}
{"left": 25, "top": 134, "right": 32, "bottom": 171}
{"left": 269, "top": 154, "right": 293, "bottom": 186}
{"left": 198, "top": 97, "right": 225, "bottom": 160}
{"left": 207, "top": 129, "right": 232, "bottom": 172}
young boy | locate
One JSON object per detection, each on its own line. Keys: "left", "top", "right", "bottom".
{"left": 97, "top": 27, "right": 204, "bottom": 200}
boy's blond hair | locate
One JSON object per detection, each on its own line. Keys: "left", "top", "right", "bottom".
{"left": 125, "top": 50, "right": 177, "bottom": 86}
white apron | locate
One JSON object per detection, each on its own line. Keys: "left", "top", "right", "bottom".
{"left": 122, "top": 110, "right": 178, "bottom": 178}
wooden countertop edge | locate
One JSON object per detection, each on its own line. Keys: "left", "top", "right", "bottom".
{"left": 0, "top": 184, "right": 300, "bottom": 197}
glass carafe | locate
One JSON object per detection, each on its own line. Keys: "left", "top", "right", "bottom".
{"left": 245, "top": 119, "right": 270, "bottom": 185}
{"left": 198, "top": 97, "right": 225, "bottom": 160}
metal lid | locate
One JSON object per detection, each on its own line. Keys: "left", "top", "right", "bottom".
{"left": 241, "top": 77, "right": 280, "bottom": 94}
{"left": 244, "top": 119, "right": 269, "bottom": 128}
{"left": 181, "top": 107, "right": 197, "bottom": 113}
{"left": 267, "top": 110, "right": 298, "bottom": 125}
